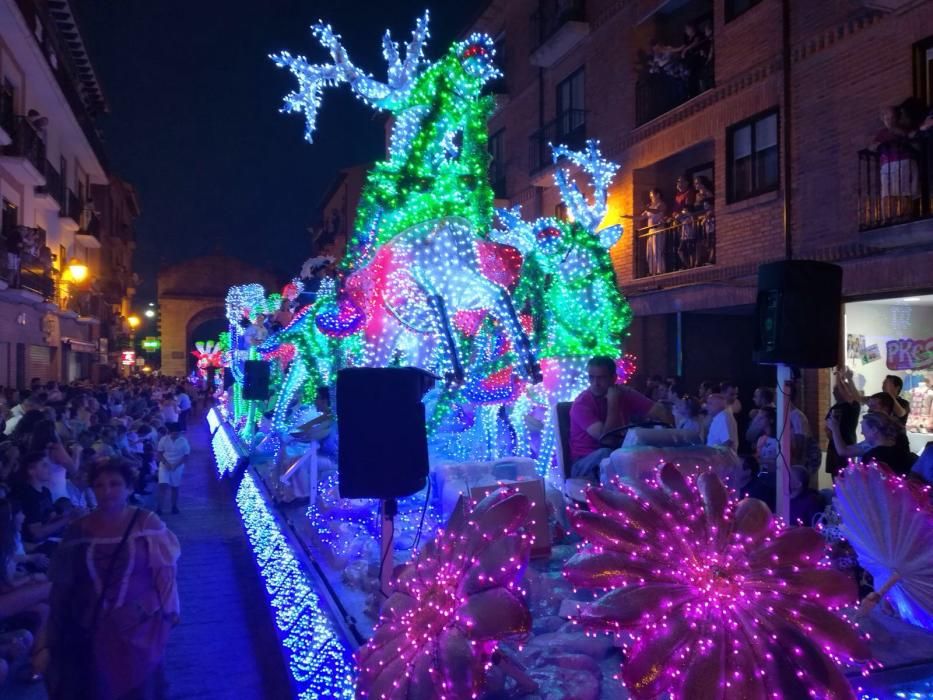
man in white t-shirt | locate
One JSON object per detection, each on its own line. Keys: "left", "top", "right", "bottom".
{"left": 706, "top": 392, "right": 738, "bottom": 451}
{"left": 157, "top": 422, "right": 190, "bottom": 515}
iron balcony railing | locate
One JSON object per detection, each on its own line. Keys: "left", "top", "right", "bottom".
{"left": 19, "top": 256, "right": 55, "bottom": 300}
{"left": 0, "top": 226, "right": 55, "bottom": 301}
{"left": 36, "top": 159, "right": 63, "bottom": 203}
{"left": 530, "top": 0, "right": 586, "bottom": 51}
{"left": 3, "top": 116, "right": 46, "bottom": 173}
{"left": 528, "top": 109, "right": 586, "bottom": 174}
{"left": 634, "top": 212, "right": 716, "bottom": 279}
{"left": 0, "top": 88, "right": 13, "bottom": 135}
{"left": 62, "top": 189, "right": 81, "bottom": 222}
{"left": 857, "top": 135, "right": 933, "bottom": 230}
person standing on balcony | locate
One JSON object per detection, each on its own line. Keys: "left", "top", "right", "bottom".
{"left": 873, "top": 105, "right": 918, "bottom": 222}
{"left": 693, "top": 175, "right": 715, "bottom": 264}
{"left": 625, "top": 188, "right": 669, "bottom": 276}
{"left": 4, "top": 225, "right": 21, "bottom": 288}
{"left": 673, "top": 175, "right": 697, "bottom": 269}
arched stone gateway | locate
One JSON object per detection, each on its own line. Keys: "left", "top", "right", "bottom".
{"left": 157, "top": 255, "right": 279, "bottom": 377}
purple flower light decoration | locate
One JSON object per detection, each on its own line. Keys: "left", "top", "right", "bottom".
{"left": 356, "top": 488, "right": 533, "bottom": 699}
{"left": 564, "top": 463, "right": 870, "bottom": 699}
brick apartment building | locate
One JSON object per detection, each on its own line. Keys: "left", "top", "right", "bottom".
{"left": 466, "top": 0, "right": 933, "bottom": 445}
{"left": 0, "top": 0, "right": 139, "bottom": 385}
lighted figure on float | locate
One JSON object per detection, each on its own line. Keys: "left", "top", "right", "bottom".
{"left": 274, "top": 13, "right": 539, "bottom": 386}
{"left": 265, "top": 12, "right": 632, "bottom": 471}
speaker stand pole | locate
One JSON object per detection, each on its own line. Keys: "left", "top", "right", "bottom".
{"left": 380, "top": 498, "right": 398, "bottom": 598}
{"left": 775, "top": 363, "right": 792, "bottom": 523}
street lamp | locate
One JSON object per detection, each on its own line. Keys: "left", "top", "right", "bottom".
{"left": 66, "top": 258, "right": 89, "bottom": 283}
{"left": 127, "top": 314, "right": 141, "bottom": 330}
{"left": 144, "top": 308, "right": 155, "bottom": 318}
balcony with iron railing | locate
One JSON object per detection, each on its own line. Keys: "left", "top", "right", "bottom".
{"left": 634, "top": 0, "right": 714, "bottom": 126}
{"left": 530, "top": 0, "right": 589, "bottom": 67}
{"left": 35, "top": 159, "right": 63, "bottom": 206}
{"left": 0, "top": 226, "right": 56, "bottom": 301}
{"left": 857, "top": 135, "right": 933, "bottom": 242}
{"left": 528, "top": 109, "right": 587, "bottom": 176}
{"left": 0, "top": 116, "right": 46, "bottom": 182}
{"left": 0, "top": 87, "right": 13, "bottom": 142}
{"left": 633, "top": 213, "right": 715, "bottom": 279}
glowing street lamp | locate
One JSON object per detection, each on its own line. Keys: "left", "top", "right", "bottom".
{"left": 127, "top": 314, "right": 141, "bottom": 330}
{"left": 144, "top": 308, "right": 155, "bottom": 318}
{"left": 66, "top": 258, "right": 89, "bottom": 283}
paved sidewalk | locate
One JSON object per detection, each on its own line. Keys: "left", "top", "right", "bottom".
{"left": 160, "top": 409, "right": 293, "bottom": 699}
{"left": 5, "top": 410, "right": 293, "bottom": 699}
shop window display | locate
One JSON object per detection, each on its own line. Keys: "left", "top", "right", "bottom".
{"left": 842, "top": 295, "right": 933, "bottom": 454}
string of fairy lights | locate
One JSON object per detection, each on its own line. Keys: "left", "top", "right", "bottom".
{"left": 236, "top": 472, "right": 357, "bottom": 698}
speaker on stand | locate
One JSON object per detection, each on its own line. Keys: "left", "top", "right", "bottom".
{"left": 336, "top": 366, "right": 436, "bottom": 594}
{"left": 754, "top": 260, "right": 843, "bottom": 523}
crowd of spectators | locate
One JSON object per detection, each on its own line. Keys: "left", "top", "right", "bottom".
{"left": 572, "top": 361, "right": 922, "bottom": 528}
{"left": 0, "top": 376, "right": 186, "bottom": 693}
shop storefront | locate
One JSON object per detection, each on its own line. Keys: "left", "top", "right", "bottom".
{"left": 842, "top": 294, "right": 933, "bottom": 454}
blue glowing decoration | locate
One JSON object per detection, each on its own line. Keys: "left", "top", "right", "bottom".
{"left": 236, "top": 472, "right": 357, "bottom": 698}
{"left": 206, "top": 406, "right": 222, "bottom": 434}
{"left": 211, "top": 422, "right": 242, "bottom": 476}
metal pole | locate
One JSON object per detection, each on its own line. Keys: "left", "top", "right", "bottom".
{"left": 775, "top": 363, "right": 792, "bottom": 522}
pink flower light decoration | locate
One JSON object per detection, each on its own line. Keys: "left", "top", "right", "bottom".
{"left": 564, "top": 463, "right": 870, "bottom": 700}
{"left": 356, "top": 488, "right": 534, "bottom": 699}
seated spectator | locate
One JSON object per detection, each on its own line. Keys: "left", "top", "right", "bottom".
{"left": 705, "top": 392, "right": 738, "bottom": 451}
{"left": 160, "top": 396, "right": 179, "bottom": 426}
{"left": 65, "top": 468, "right": 96, "bottom": 511}
{"left": 569, "top": 356, "right": 671, "bottom": 482}
{"left": 738, "top": 456, "right": 776, "bottom": 511}
{"left": 746, "top": 386, "right": 776, "bottom": 445}
{"left": 0, "top": 498, "right": 51, "bottom": 685}
{"left": 754, "top": 406, "right": 779, "bottom": 473}
{"left": 673, "top": 395, "right": 702, "bottom": 434}
{"left": 789, "top": 465, "right": 825, "bottom": 527}
{"left": 27, "top": 419, "right": 75, "bottom": 502}
{"left": 92, "top": 427, "right": 118, "bottom": 460}
{"left": 44, "top": 459, "right": 179, "bottom": 697}
{"left": 11, "top": 453, "right": 75, "bottom": 553}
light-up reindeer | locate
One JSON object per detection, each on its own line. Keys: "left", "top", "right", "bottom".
{"left": 272, "top": 13, "right": 540, "bottom": 384}
{"left": 493, "top": 140, "right": 631, "bottom": 469}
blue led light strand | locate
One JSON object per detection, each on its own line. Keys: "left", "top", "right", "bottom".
{"left": 236, "top": 472, "right": 357, "bottom": 698}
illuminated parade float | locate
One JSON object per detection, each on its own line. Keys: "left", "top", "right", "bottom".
{"left": 205, "top": 11, "right": 933, "bottom": 699}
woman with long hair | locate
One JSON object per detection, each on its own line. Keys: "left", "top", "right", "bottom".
{"left": 43, "top": 459, "right": 179, "bottom": 700}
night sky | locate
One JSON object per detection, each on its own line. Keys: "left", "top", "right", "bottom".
{"left": 73, "top": 0, "right": 487, "bottom": 300}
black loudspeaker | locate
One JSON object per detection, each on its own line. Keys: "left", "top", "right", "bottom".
{"left": 754, "top": 260, "right": 843, "bottom": 368}
{"left": 243, "top": 360, "right": 271, "bottom": 400}
{"left": 337, "top": 367, "right": 434, "bottom": 500}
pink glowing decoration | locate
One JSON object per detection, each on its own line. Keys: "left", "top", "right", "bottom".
{"left": 564, "top": 463, "right": 870, "bottom": 700}
{"left": 356, "top": 488, "right": 534, "bottom": 699}
{"left": 835, "top": 461, "right": 933, "bottom": 630}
